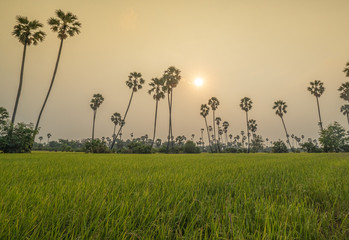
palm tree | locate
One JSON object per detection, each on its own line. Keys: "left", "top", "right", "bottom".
{"left": 47, "top": 133, "right": 52, "bottom": 144}
{"left": 200, "top": 128, "right": 204, "bottom": 147}
{"left": 11, "top": 16, "right": 45, "bottom": 125}
{"left": 38, "top": 136, "right": 43, "bottom": 143}
{"left": 338, "top": 82, "right": 349, "bottom": 102}
{"left": 90, "top": 93, "right": 104, "bottom": 143}
{"left": 200, "top": 104, "right": 213, "bottom": 152}
{"left": 222, "top": 121, "right": 229, "bottom": 144}
{"left": 208, "top": 97, "right": 220, "bottom": 151}
{"left": 343, "top": 61, "right": 349, "bottom": 77}
{"left": 248, "top": 119, "right": 257, "bottom": 138}
{"left": 111, "top": 112, "right": 122, "bottom": 137}
{"left": 148, "top": 77, "right": 165, "bottom": 148}
{"left": 307, "top": 80, "right": 325, "bottom": 131}
{"left": 162, "top": 66, "right": 181, "bottom": 152}
{"left": 110, "top": 72, "right": 145, "bottom": 149}
{"left": 215, "top": 117, "right": 222, "bottom": 152}
{"left": 35, "top": 10, "right": 81, "bottom": 135}
{"left": 273, "top": 100, "right": 294, "bottom": 152}
{"left": 240, "top": 97, "right": 252, "bottom": 153}
{"left": 340, "top": 105, "right": 349, "bottom": 127}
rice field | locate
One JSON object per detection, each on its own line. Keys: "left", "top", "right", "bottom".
{"left": 0, "top": 152, "right": 348, "bottom": 239}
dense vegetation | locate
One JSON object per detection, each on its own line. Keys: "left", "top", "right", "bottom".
{"left": 0, "top": 153, "right": 348, "bottom": 239}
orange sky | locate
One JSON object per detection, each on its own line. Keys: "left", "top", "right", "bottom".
{"left": 1, "top": 0, "right": 349, "bottom": 142}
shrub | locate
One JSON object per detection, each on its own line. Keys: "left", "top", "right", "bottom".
{"left": 183, "top": 141, "right": 200, "bottom": 153}
{"left": 300, "top": 141, "right": 322, "bottom": 153}
{"left": 272, "top": 140, "right": 288, "bottom": 153}
{"left": 83, "top": 139, "right": 110, "bottom": 153}
{"left": 319, "top": 122, "right": 349, "bottom": 152}
{"left": 122, "top": 142, "right": 152, "bottom": 154}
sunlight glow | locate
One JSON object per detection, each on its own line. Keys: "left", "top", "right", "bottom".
{"left": 194, "top": 77, "right": 204, "bottom": 87}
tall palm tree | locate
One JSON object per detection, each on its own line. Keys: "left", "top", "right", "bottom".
{"left": 200, "top": 128, "right": 204, "bottom": 147}
{"left": 90, "top": 93, "right": 104, "bottom": 143}
{"left": 110, "top": 72, "right": 145, "bottom": 149}
{"left": 240, "top": 97, "right": 252, "bottom": 153}
{"left": 162, "top": 66, "right": 181, "bottom": 153}
{"left": 273, "top": 100, "right": 294, "bottom": 152}
{"left": 208, "top": 97, "right": 220, "bottom": 151}
{"left": 111, "top": 112, "right": 122, "bottom": 137}
{"left": 338, "top": 82, "right": 349, "bottom": 102}
{"left": 148, "top": 77, "right": 165, "bottom": 148}
{"left": 200, "top": 104, "right": 213, "bottom": 152}
{"left": 38, "top": 136, "right": 43, "bottom": 143}
{"left": 215, "top": 117, "right": 222, "bottom": 152}
{"left": 340, "top": 104, "right": 349, "bottom": 127}
{"left": 307, "top": 80, "right": 325, "bottom": 131}
{"left": 35, "top": 10, "right": 81, "bottom": 135}
{"left": 11, "top": 16, "right": 45, "bottom": 125}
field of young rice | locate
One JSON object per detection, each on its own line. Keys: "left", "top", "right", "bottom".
{"left": 0, "top": 153, "right": 348, "bottom": 239}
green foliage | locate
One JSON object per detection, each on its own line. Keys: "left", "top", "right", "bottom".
{"left": 83, "top": 139, "right": 110, "bottom": 153}
{"left": 0, "top": 153, "right": 348, "bottom": 239}
{"left": 300, "top": 141, "right": 322, "bottom": 153}
{"left": 319, "top": 122, "right": 349, "bottom": 152}
{"left": 183, "top": 141, "right": 199, "bottom": 153}
{"left": 272, "top": 140, "right": 288, "bottom": 153}
{"left": 250, "top": 135, "right": 264, "bottom": 153}
{"left": 0, "top": 122, "right": 37, "bottom": 153}
{"left": 0, "top": 107, "right": 9, "bottom": 126}
{"left": 119, "top": 142, "right": 152, "bottom": 154}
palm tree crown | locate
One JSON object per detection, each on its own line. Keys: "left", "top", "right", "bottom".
{"left": 240, "top": 97, "right": 252, "bottom": 112}
{"left": 340, "top": 104, "right": 349, "bottom": 115}
{"left": 208, "top": 97, "right": 220, "bottom": 111}
{"left": 200, "top": 104, "right": 210, "bottom": 118}
{"left": 307, "top": 80, "right": 325, "bottom": 97}
{"left": 90, "top": 94, "right": 104, "bottom": 110}
{"left": 343, "top": 62, "right": 349, "bottom": 77}
{"left": 48, "top": 9, "right": 81, "bottom": 40}
{"left": 148, "top": 78, "right": 166, "bottom": 100}
{"left": 273, "top": 100, "right": 287, "bottom": 118}
{"left": 126, "top": 72, "right": 145, "bottom": 92}
{"left": 162, "top": 66, "right": 181, "bottom": 91}
{"left": 111, "top": 112, "right": 121, "bottom": 126}
{"left": 338, "top": 82, "right": 349, "bottom": 101}
{"left": 12, "top": 16, "right": 45, "bottom": 45}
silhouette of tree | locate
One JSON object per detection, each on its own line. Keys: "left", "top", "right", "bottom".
{"left": 307, "top": 80, "right": 325, "bottom": 131}
{"left": 111, "top": 112, "right": 122, "bottom": 137}
{"left": 90, "top": 93, "right": 104, "bottom": 143}
{"left": 273, "top": 100, "right": 294, "bottom": 152}
{"left": 47, "top": 133, "right": 52, "bottom": 144}
{"left": 240, "top": 97, "right": 252, "bottom": 153}
{"left": 12, "top": 16, "right": 45, "bottom": 125}
{"left": 148, "top": 77, "right": 165, "bottom": 148}
{"left": 340, "top": 104, "right": 349, "bottom": 127}
{"left": 200, "top": 104, "right": 213, "bottom": 152}
{"left": 338, "top": 82, "right": 349, "bottom": 101}
{"left": 35, "top": 10, "right": 81, "bottom": 136}
{"left": 208, "top": 97, "right": 219, "bottom": 152}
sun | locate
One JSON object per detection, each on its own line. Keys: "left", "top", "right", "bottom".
{"left": 194, "top": 77, "right": 204, "bottom": 87}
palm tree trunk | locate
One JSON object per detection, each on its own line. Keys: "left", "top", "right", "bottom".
{"left": 151, "top": 99, "right": 159, "bottom": 148}
{"left": 35, "top": 39, "right": 64, "bottom": 135}
{"left": 204, "top": 117, "right": 213, "bottom": 152}
{"left": 170, "top": 90, "right": 174, "bottom": 150}
{"left": 110, "top": 90, "right": 134, "bottom": 149}
{"left": 347, "top": 113, "right": 349, "bottom": 127}
{"left": 92, "top": 110, "right": 96, "bottom": 142}
{"left": 11, "top": 42, "right": 27, "bottom": 125}
{"left": 316, "top": 97, "right": 323, "bottom": 131}
{"left": 113, "top": 124, "right": 116, "bottom": 136}
{"left": 246, "top": 111, "right": 250, "bottom": 153}
{"left": 166, "top": 89, "right": 172, "bottom": 153}
{"left": 281, "top": 116, "right": 294, "bottom": 152}
{"left": 212, "top": 110, "right": 217, "bottom": 152}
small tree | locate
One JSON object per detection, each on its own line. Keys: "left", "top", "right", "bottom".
{"left": 90, "top": 94, "right": 104, "bottom": 143}
{"left": 272, "top": 140, "right": 288, "bottom": 153}
{"left": 319, "top": 122, "right": 349, "bottom": 152}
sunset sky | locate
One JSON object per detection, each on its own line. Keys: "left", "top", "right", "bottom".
{"left": 1, "top": 0, "right": 349, "bottom": 142}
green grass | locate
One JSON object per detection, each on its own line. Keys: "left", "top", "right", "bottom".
{"left": 0, "top": 153, "right": 348, "bottom": 239}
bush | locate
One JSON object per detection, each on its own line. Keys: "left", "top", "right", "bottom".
{"left": 272, "top": 140, "right": 288, "bottom": 153}
{"left": 0, "top": 122, "right": 37, "bottom": 153}
{"left": 183, "top": 141, "right": 200, "bottom": 153}
{"left": 120, "top": 142, "right": 152, "bottom": 154}
{"left": 319, "top": 122, "right": 349, "bottom": 152}
{"left": 300, "top": 141, "right": 322, "bottom": 153}
{"left": 224, "top": 147, "right": 238, "bottom": 153}
{"left": 83, "top": 139, "right": 110, "bottom": 153}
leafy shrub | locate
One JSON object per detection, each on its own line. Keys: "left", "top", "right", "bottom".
{"left": 83, "top": 139, "right": 110, "bottom": 153}
{"left": 183, "top": 141, "right": 200, "bottom": 153}
{"left": 319, "top": 122, "right": 349, "bottom": 152}
{"left": 224, "top": 147, "right": 238, "bottom": 153}
{"left": 300, "top": 141, "right": 322, "bottom": 153}
{"left": 272, "top": 140, "right": 288, "bottom": 153}
{"left": 120, "top": 142, "right": 152, "bottom": 154}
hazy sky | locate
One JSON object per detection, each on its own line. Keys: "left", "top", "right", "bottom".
{"left": 1, "top": 0, "right": 349, "bottom": 142}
